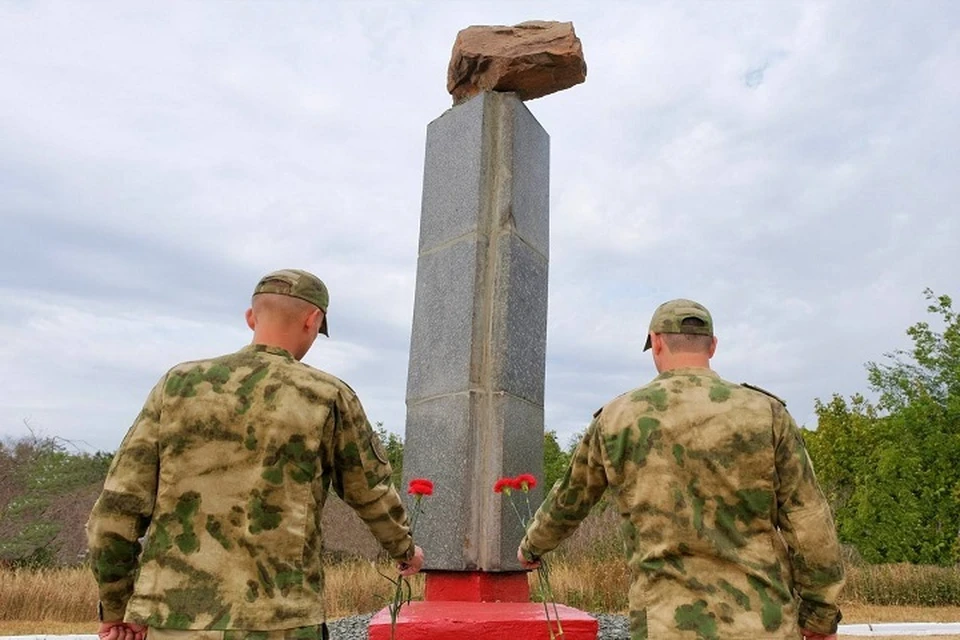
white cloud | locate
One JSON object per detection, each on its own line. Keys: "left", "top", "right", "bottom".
{"left": 1, "top": 1, "right": 958, "bottom": 452}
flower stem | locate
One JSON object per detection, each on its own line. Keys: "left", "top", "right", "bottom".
{"left": 523, "top": 490, "right": 534, "bottom": 523}
{"left": 538, "top": 561, "right": 564, "bottom": 637}
{"left": 507, "top": 492, "right": 527, "bottom": 530}
{"left": 387, "top": 494, "right": 425, "bottom": 640}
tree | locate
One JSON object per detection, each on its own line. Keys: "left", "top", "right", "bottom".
{"left": 375, "top": 424, "right": 404, "bottom": 489}
{"left": 805, "top": 290, "right": 960, "bottom": 565}
{"left": 0, "top": 433, "right": 112, "bottom": 566}
{"left": 543, "top": 430, "right": 571, "bottom": 491}
{"left": 868, "top": 290, "right": 960, "bottom": 412}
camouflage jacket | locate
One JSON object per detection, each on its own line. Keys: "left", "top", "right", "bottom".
{"left": 520, "top": 367, "right": 844, "bottom": 639}
{"left": 86, "top": 344, "right": 413, "bottom": 630}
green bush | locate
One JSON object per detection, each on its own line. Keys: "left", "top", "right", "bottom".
{"left": 806, "top": 289, "right": 960, "bottom": 566}
{"left": 0, "top": 435, "right": 111, "bottom": 567}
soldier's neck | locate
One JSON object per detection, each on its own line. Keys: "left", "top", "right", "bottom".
{"left": 657, "top": 355, "right": 712, "bottom": 373}
{"left": 251, "top": 330, "right": 305, "bottom": 361}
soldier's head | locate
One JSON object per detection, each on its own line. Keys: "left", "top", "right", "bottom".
{"left": 644, "top": 299, "right": 717, "bottom": 372}
{"left": 246, "top": 269, "right": 329, "bottom": 360}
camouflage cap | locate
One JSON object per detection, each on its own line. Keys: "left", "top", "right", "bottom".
{"left": 253, "top": 269, "right": 330, "bottom": 336}
{"left": 643, "top": 298, "right": 713, "bottom": 351}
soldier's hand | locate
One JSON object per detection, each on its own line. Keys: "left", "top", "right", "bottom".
{"left": 800, "top": 631, "right": 836, "bottom": 640}
{"left": 517, "top": 547, "right": 541, "bottom": 569}
{"left": 98, "top": 622, "right": 147, "bottom": 640}
{"left": 398, "top": 545, "right": 424, "bottom": 576}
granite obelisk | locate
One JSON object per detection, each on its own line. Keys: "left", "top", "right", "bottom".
{"left": 370, "top": 21, "right": 596, "bottom": 639}
{"left": 402, "top": 88, "right": 549, "bottom": 575}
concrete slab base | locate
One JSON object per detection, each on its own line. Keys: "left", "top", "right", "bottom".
{"left": 368, "top": 601, "right": 598, "bottom": 640}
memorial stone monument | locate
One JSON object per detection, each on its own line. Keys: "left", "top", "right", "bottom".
{"left": 370, "top": 22, "right": 597, "bottom": 639}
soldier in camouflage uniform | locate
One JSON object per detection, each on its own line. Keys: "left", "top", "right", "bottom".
{"left": 519, "top": 299, "right": 844, "bottom": 640}
{"left": 87, "top": 269, "right": 423, "bottom": 640}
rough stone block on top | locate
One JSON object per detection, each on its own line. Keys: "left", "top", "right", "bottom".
{"left": 448, "top": 21, "right": 587, "bottom": 104}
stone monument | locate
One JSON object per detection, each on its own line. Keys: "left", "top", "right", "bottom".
{"left": 369, "top": 21, "right": 597, "bottom": 640}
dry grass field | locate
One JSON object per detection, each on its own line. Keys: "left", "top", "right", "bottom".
{"left": 2, "top": 560, "right": 960, "bottom": 636}
{"left": 0, "top": 560, "right": 424, "bottom": 633}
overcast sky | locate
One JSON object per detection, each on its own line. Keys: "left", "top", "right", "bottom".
{"left": 1, "top": 1, "right": 958, "bottom": 453}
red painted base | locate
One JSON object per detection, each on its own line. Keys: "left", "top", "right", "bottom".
{"left": 424, "top": 570, "right": 530, "bottom": 602}
{"left": 368, "top": 601, "right": 598, "bottom": 640}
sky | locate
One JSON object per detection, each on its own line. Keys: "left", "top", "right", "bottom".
{"left": 1, "top": 1, "right": 958, "bottom": 453}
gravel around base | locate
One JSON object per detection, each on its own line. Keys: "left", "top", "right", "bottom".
{"left": 594, "top": 613, "right": 631, "bottom": 638}
{"left": 327, "top": 613, "right": 373, "bottom": 639}
{"left": 327, "top": 612, "right": 630, "bottom": 639}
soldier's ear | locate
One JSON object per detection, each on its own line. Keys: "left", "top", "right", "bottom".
{"left": 708, "top": 336, "right": 718, "bottom": 358}
{"left": 245, "top": 307, "right": 256, "bottom": 331}
{"left": 305, "top": 307, "right": 323, "bottom": 334}
{"left": 651, "top": 333, "right": 665, "bottom": 355}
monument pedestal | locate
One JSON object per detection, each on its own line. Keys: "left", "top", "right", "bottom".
{"left": 368, "top": 572, "right": 598, "bottom": 640}
{"left": 368, "top": 601, "right": 597, "bottom": 640}
{"left": 424, "top": 570, "right": 530, "bottom": 602}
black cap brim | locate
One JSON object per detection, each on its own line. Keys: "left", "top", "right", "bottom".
{"left": 643, "top": 334, "right": 652, "bottom": 351}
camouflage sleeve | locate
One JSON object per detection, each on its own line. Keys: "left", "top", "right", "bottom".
{"left": 773, "top": 403, "right": 845, "bottom": 635}
{"left": 520, "top": 417, "right": 609, "bottom": 560}
{"left": 332, "top": 388, "right": 413, "bottom": 561}
{"left": 86, "top": 376, "right": 162, "bottom": 621}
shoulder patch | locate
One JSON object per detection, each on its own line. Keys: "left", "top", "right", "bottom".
{"left": 741, "top": 382, "right": 787, "bottom": 407}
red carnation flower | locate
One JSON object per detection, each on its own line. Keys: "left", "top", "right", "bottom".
{"left": 493, "top": 477, "right": 514, "bottom": 494}
{"left": 515, "top": 473, "right": 537, "bottom": 491}
{"left": 408, "top": 478, "right": 434, "bottom": 496}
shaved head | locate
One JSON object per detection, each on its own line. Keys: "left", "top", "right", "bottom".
{"left": 247, "top": 288, "right": 326, "bottom": 362}
{"left": 661, "top": 317, "right": 714, "bottom": 354}
{"left": 251, "top": 293, "right": 318, "bottom": 324}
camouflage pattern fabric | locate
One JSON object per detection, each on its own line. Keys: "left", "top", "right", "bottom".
{"left": 86, "top": 344, "right": 412, "bottom": 631}
{"left": 520, "top": 367, "right": 844, "bottom": 639}
{"left": 148, "top": 624, "right": 327, "bottom": 640}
